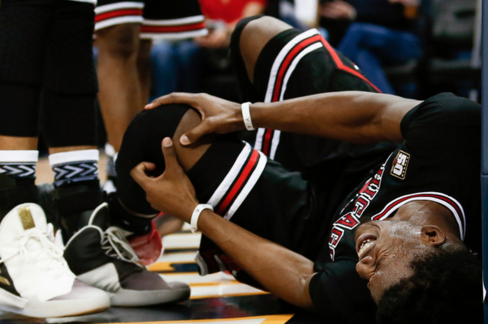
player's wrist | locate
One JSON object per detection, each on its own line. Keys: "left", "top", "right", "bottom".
{"left": 241, "top": 102, "right": 255, "bottom": 131}
{"left": 190, "top": 204, "right": 214, "bottom": 233}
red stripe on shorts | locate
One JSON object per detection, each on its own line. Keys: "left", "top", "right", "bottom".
{"left": 272, "top": 34, "right": 323, "bottom": 102}
{"left": 216, "top": 150, "right": 260, "bottom": 215}
{"left": 261, "top": 34, "right": 322, "bottom": 156}
{"left": 95, "top": 9, "right": 143, "bottom": 23}
{"left": 140, "top": 22, "right": 206, "bottom": 34}
{"left": 319, "top": 38, "right": 381, "bottom": 93}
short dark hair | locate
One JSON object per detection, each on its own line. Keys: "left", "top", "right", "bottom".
{"left": 376, "top": 250, "right": 482, "bottom": 324}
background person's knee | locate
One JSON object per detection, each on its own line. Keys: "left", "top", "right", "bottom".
{"left": 43, "top": 2, "right": 97, "bottom": 95}
{"left": 96, "top": 24, "right": 141, "bottom": 60}
{"left": 0, "top": 2, "right": 53, "bottom": 85}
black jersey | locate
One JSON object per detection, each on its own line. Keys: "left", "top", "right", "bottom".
{"left": 309, "top": 93, "right": 482, "bottom": 322}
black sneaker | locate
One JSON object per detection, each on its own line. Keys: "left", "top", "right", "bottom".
{"left": 63, "top": 202, "right": 190, "bottom": 307}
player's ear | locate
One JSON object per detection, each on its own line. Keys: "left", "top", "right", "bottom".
{"left": 420, "top": 225, "right": 446, "bottom": 247}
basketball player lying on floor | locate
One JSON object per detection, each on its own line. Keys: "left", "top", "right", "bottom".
{"left": 112, "top": 16, "right": 482, "bottom": 324}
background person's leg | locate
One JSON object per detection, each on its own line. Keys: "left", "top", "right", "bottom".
{"left": 97, "top": 0, "right": 207, "bottom": 187}
{"left": 96, "top": 23, "right": 144, "bottom": 153}
{"left": 0, "top": 0, "right": 54, "bottom": 212}
{"left": 338, "top": 22, "right": 422, "bottom": 94}
{"left": 137, "top": 39, "right": 153, "bottom": 107}
{"left": 40, "top": 0, "right": 101, "bottom": 235}
{"left": 0, "top": 0, "right": 111, "bottom": 316}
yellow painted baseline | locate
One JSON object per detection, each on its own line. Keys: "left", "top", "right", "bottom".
{"left": 148, "top": 262, "right": 183, "bottom": 272}
{"left": 93, "top": 314, "right": 294, "bottom": 324}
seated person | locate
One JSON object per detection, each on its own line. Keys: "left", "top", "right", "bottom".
{"left": 320, "top": 0, "right": 423, "bottom": 95}
{"left": 108, "top": 16, "right": 482, "bottom": 323}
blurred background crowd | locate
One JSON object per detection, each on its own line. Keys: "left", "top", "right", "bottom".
{"left": 137, "top": 0, "right": 481, "bottom": 103}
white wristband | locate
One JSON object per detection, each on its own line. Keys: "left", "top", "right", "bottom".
{"left": 241, "top": 102, "right": 254, "bottom": 131}
{"left": 190, "top": 204, "right": 213, "bottom": 233}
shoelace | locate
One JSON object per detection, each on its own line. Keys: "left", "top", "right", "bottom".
{"left": 101, "top": 226, "right": 141, "bottom": 266}
{"left": 0, "top": 223, "right": 70, "bottom": 276}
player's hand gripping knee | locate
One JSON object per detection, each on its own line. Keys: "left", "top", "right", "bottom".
{"left": 145, "top": 93, "right": 244, "bottom": 146}
{"left": 131, "top": 137, "right": 199, "bottom": 222}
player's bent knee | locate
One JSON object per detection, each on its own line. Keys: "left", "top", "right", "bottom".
{"left": 240, "top": 16, "right": 292, "bottom": 49}
{"left": 237, "top": 16, "right": 292, "bottom": 82}
{"left": 173, "top": 109, "right": 215, "bottom": 172}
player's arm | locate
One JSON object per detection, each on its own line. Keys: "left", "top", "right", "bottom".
{"left": 198, "top": 209, "right": 315, "bottom": 309}
{"left": 131, "top": 138, "right": 315, "bottom": 309}
{"left": 146, "top": 91, "right": 421, "bottom": 145}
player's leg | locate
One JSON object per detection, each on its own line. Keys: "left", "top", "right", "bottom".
{"left": 114, "top": 105, "right": 333, "bottom": 285}
{"left": 0, "top": 0, "right": 110, "bottom": 317}
{"left": 230, "top": 15, "right": 381, "bottom": 171}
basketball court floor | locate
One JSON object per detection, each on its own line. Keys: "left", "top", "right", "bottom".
{"left": 0, "top": 156, "right": 323, "bottom": 324}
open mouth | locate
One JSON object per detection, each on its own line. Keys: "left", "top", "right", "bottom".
{"left": 356, "top": 233, "right": 377, "bottom": 260}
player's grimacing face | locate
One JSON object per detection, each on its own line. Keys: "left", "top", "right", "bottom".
{"left": 354, "top": 220, "right": 428, "bottom": 303}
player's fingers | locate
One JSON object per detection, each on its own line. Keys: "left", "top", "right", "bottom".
{"left": 179, "top": 120, "right": 212, "bottom": 146}
{"left": 130, "top": 162, "right": 154, "bottom": 188}
{"left": 161, "top": 137, "right": 181, "bottom": 173}
{"left": 145, "top": 92, "right": 200, "bottom": 109}
{"left": 143, "top": 162, "right": 157, "bottom": 171}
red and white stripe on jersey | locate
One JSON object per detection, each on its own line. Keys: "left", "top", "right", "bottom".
{"left": 95, "top": 2, "right": 144, "bottom": 31}
{"left": 140, "top": 15, "right": 207, "bottom": 39}
{"left": 254, "top": 28, "right": 380, "bottom": 159}
{"left": 371, "top": 192, "right": 466, "bottom": 240}
{"left": 206, "top": 142, "right": 267, "bottom": 221}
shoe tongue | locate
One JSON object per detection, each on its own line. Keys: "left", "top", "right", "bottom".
{"left": 17, "top": 204, "right": 46, "bottom": 232}
{"left": 4, "top": 203, "right": 47, "bottom": 235}
{"left": 0, "top": 203, "right": 48, "bottom": 262}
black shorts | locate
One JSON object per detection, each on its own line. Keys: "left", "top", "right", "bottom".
{"left": 188, "top": 134, "right": 336, "bottom": 284}
{"left": 95, "top": 0, "right": 207, "bottom": 39}
{"left": 116, "top": 104, "right": 335, "bottom": 285}
{"left": 230, "top": 17, "right": 380, "bottom": 172}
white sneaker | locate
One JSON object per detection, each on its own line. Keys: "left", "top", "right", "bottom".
{"left": 0, "top": 203, "right": 110, "bottom": 318}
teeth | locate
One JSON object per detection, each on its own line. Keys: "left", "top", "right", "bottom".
{"left": 358, "top": 238, "right": 375, "bottom": 258}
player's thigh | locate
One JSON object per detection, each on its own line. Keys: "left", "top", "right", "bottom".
{"left": 187, "top": 139, "right": 329, "bottom": 258}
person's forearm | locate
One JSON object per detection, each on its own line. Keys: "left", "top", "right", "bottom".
{"left": 198, "top": 209, "right": 315, "bottom": 309}
{"left": 249, "top": 91, "right": 420, "bottom": 144}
